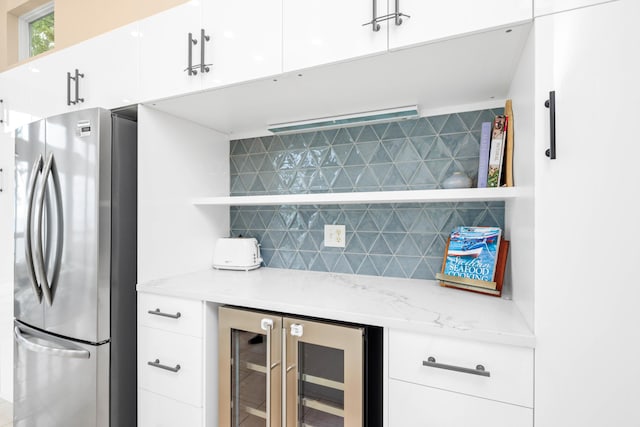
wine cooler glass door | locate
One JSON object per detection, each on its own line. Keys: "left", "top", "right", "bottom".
{"left": 219, "top": 307, "right": 282, "bottom": 427}
{"left": 284, "top": 318, "right": 364, "bottom": 427}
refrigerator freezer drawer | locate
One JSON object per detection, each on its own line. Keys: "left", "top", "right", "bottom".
{"left": 13, "top": 322, "right": 109, "bottom": 427}
{"left": 138, "top": 325, "right": 203, "bottom": 407}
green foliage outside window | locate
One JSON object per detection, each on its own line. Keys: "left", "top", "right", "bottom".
{"left": 29, "top": 12, "right": 55, "bottom": 57}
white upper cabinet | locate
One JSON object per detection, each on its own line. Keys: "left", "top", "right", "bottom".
{"left": 200, "top": 0, "right": 282, "bottom": 90}
{"left": 389, "top": 0, "right": 532, "bottom": 50}
{"left": 75, "top": 23, "right": 140, "bottom": 110}
{"left": 534, "top": 0, "right": 617, "bottom": 16}
{"left": 283, "top": 0, "right": 388, "bottom": 72}
{"left": 138, "top": 1, "right": 203, "bottom": 101}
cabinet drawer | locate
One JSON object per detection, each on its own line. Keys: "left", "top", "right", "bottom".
{"left": 138, "top": 326, "right": 203, "bottom": 406}
{"left": 138, "top": 293, "right": 203, "bottom": 337}
{"left": 389, "top": 379, "right": 533, "bottom": 427}
{"left": 139, "top": 389, "right": 202, "bottom": 427}
{"left": 388, "top": 330, "right": 533, "bottom": 407}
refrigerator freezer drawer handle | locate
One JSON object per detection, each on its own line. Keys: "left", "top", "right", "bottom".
{"left": 148, "top": 359, "right": 181, "bottom": 373}
{"left": 14, "top": 327, "right": 90, "bottom": 359}
{"left": 148, "top": 308, "right": 181, "bottom": 319}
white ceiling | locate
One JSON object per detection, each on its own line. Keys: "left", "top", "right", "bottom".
{"left": 144, "top": 23, "right": 532, "bottom": 139}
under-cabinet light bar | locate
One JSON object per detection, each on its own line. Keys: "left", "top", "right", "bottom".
{"left": 267, "top": 105, "right": 419, "bottom": 134}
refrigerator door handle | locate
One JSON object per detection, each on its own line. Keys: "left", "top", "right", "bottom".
{"left": 25, "top": 154, "right": 44, "bottom": 303}
{"left": 33, "top": 152, "right": 55, "bottom": 306}
{"left": 14, "top": 326, "right": 90, "bottom": 359}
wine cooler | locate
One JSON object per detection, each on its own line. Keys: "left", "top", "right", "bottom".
{"left": 218, "top": 306, "right": 382, "bottom": 427}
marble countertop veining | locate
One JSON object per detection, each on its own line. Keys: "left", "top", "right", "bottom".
{"left": 136, "top": 267, "right": 535, "bottom": 348}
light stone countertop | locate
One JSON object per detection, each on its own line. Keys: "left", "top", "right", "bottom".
{"left": 137, "top": 267, "right": 535, "bottom": 348}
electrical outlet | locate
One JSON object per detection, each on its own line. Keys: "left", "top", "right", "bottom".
{"left": 324, "top": 224, "right": 346, "bottom": 248}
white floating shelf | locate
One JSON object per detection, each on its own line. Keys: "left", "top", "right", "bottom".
{"left": 192, "top": 187, "right": 520, "bottom": 207}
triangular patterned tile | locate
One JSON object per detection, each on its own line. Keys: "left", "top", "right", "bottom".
{"left": 345, "top": 253, "right": 366, "bottom": 273}
{"left": 334, "top": 128, "right": 355, "bottom": 145}
{"left": 442, "top": 213, "right": 463, "bottom": 236}
{"left": 394, "top": 139, "right": 420, "bottom": 163}
{"left": 247, "top": 137, "right": 266, "bottom": 154}
{"left": 248, "top": 153, "right": 266, "bottom": 172}
{"left": 410, "top": 258, "right": 432, "bottom": 280}
{"left": 396, "top": 208, "right": 422, "bottom": 231}
{"left": 322, "top": 148, "right": 340, "bottom": 167}
{"left": 270, "top": 136, "right": 287, "bottom": 152}
{"left": 382, "top": 165, "right": 406, "bottom": 188}
{"left": 382, "top": 122, "right": 407, "bottom": 140}
{"left": 428, "top": 114, "right": 449, "bottom": 134}
{"left": 409, "top": 163, "right": 437, "bottom": 187}
{"left": 346, "top": 126, "right": 364, "bottom": 142}
{"left": 354, "top": 166, "right": 378, "bottom": 190}
{"left": 310, "top": 147, "right": 329, "bottom": 166}
{"left": 410, "top": 136, "right": 437, "bottom": 159}
{"left": 346, "top": 233, "right": 366, "bottom": 254}
{"left": 488, "top": 206, "right": 505, "bottom": 227}
{"left": 343, "top": 210, "right": 366, "bottom": 229}
{"left": 491, "top": 107, "right": 505, "bottom": 116}
{"left": 476, "top": 110, "right": 498, "bottom": 131}
{"left": 369, "top": 163, "right": 392, "bottom": 186}
{"left": 456, "top": 207, "right": 487, "bottom": 226}
{"left": 309, "top": 230, "right": 325, "bottom": 248}
{"left": 279, "top": 250, "right": 296, "bottom": 268}
{"left": 289, "top": 252, "right": 307, "bottom": 270}
{"left": 267, "top": 151, "right": 283, "bottom": 170}
{"left": 230, "top": 178, "right": 245, "bottom": 196}
{"left": 410, "top": 118, "right": 437, "bottom": 137}
{"left": 397, "top": 161, "right": 420, "bottom": 184}
{"left": 279, "top": 152, "right": 297, "bottom": 170}
{"left": 322, "top": 167, "right": 341, "bottom": 187}
{"left": 356, "top": 256, "right": 378, "bottom": 276}
{"left": 322, "top": 129, "right": 339, "bottom": 144}
{"left": 398, "top": 119, "right": 418, "bottom": 137}
{"left": 441, "top": 113, "right": 468, "bottom": 134}
{"left": 372, "top": 123, "right": 389, "bottom": 140}
{"left": 354, "top": 141, "right": 378, "bottom": 164}
{"left": 301, "top": 131, "right": 317, "bottom": 147}
{"left": 332, "top": 169, "right": 353, "bottom": 189}
{"left": 356, "top": 211, "right": 378, "bottom": 232}
{"left": 427, "top": 208, "right": 453, "bottom": 233}
{"left": 344, "top": 166, "right": 365, "bottom": 186}
{"left": 299, "top": 231, "right": 318, "bottom": 251}
{"left": 267, "top": 251, "right": 285, "bottom": 269}
{"left": 458, "top": 110, "right": 481, "bottom": 132}
{"left": 240, "top": 174, "right": 256, "bottom": 191}
{"left": 249, "top": 210, "right": 265, "bottom": 229}
{"left": 309, "top": 132, "right": 330, "bottom": 148}
{"left": 299, "top": 251, "right": 317, "bottom": 269}
{"left": 260, "top": 248, "right": 275, "bottom": 265}
{"left": 258, "top": 172, "right": 278, "bottom": 192}
{"left": 277, "top": 170, "right": 296, "bottom": 192}
{"left": 229, "top": 140, "right": 244, "bottom": 156}
{"left": 370, "top": 209, "right": 391, "bottom": 231}
{"left": 267, "top": 212, "right": 287, "bottom": 230}
{"left": 266, "top": 230, "right": 286, "bottom": 248}
{"left": 333, "top": 255, "right": 354, "bottom": 274}
{"left": 357, "top": 231, "right": 378, "bottom": 252}
{"left": 308, "top": 170, "right": 329, "bottom": 191}
{"left": 382, "top": 211, "right": 407, "bottom": 233}
{"left": 279, "top": 207, "right": 298, "bottom": 229}
{"left": 233, "top": 155, "right": 249, "bottom": 174}
{"left": 319, "top": 209, "right": 340, "bottom": 225}
{"left": 229, "top": 157, "right": 240, "bottom": 175}
{"left": 309, "top": 253, "right": 329, "bottom": 272}
{"left": 370, "top": 234, "right": 392, "bottom": 255}
{"left": 290, "top": 170, "right": 309, "bottom": 193}
{"left": 345, "top": 147, "right": 366, "bottom": 166}
{"left": 381, "top": 232, "right": 405, "bottom": 253}
{"left": 240, "top": 139, "right": 255, "bottom": 155}
{"left": 257, "top": 210, "right": 276, "bottom": 229}
{"left": 260, "top": 136, "right": 275, "bottom": 151}
{"left": 382, "top": 138, "right": 405, "bottom": 160}
{"left": 298, "top": 151, "right": 317, "bottom": 169}
{"left": 320, "top": 252, "right": 340, "bottom": 270}
{"left": 425, "top": 159, "right": 453, "bottom": 183}
{"left": 332, "top": 144, "right": 353, "bottom": 166}
{"left": 357, "top": 125, "right": 380, "bottom": 142}
{"left": 370, "top": 143, "right": 392, "bottom": 164}
{"left": 424, "top": 256, "right": 445, "bottom": 279}
{"left": 397, "top": 256, "right": 422, "bottom": 278}
{"left": 368, "top": 255, "right": 392, "bottom": 274}
{"left": 395, "top": 235, "right": 422, "bottom": 257}
{"left": 383, "top": 257, "right": 406, "bottom": 278}
{"left": 452, "top": 133, "right": 479, "bottom": 158}
{"left": 410, "top": 211, "right": 438, "bottom": 234}
{"left": 426, "top": 137, "right": 454, "bottom": 160}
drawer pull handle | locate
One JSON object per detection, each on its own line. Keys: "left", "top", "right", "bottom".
{"left": 148, "top": 359, "right": 181, "bottom": 373}
{"left": 148, "top": 308, "right": 181, "bottom": 319}
{"left": 423, "top": 356, "right": 490, "bottom": 377}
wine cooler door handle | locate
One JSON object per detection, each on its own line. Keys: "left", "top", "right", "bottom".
{"left": 261, "top": 318, "right": 274, "bottom": 427}
{"left": 545, "top": 90, "right": 556, "bottom": 159}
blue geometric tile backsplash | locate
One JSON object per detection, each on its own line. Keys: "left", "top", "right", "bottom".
{"left": 230, "top": 108, "right": 505, "bottom": 280}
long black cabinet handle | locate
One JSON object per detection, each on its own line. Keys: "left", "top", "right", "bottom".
{"left": 186, "top": 32, "right": 198, "bottom": 76}
{"left": 545, "top": 90, "right": 556, "bottom": 159}
{"left": 148, "top": 308, "right": 181, "bottom": 319}
{"left": 423, "top": 356, "right": 491, "bottom": 377}
{"left": 200, "top": 29, "right": 211, "bottom": 74}
{"left": 148, "top": 359, "right": 181, "bottom": 373}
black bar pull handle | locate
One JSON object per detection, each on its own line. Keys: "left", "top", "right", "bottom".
{"left": 74, "top": 69, "right": 84, "bottom": 104}
{"left": 186, "top": 32, "right": 198, "bottom": 76}
{"left": 545, "top": 90, "right": 556, "bottom": 159}
{"left": 200, "top": 29, "right": 211, "bottom": 74}
{"left": 148, "top": 359, "right": 181, "bottom": 373}
{"left": 423, "top": 356, "right": 491, "bottom": 377}
{"left": 148, "top": 308, "right": 181, "bottom": 319}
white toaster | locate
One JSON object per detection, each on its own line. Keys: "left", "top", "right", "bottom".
{"left": 212, "top": 237, "right": 263, "bottom": 271}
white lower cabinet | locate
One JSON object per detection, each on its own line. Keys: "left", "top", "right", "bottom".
{"left": 388, "top": 329, "right": 533, "bottom": 426}
{"left": 389, "top": 379, "right": 532, "bottom": 427}
{"left": 137, "top": 293, "right": 216, "bottom": 427}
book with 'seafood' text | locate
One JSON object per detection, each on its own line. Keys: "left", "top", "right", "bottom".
{"left": 441, "top": 226, "right": 502, "bottom": 285}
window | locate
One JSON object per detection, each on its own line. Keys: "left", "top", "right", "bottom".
{"left": 19, "top": 2, "right": 55, "bottom": 60}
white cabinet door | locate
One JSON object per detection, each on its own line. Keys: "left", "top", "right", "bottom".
{"left": 389, "top": 0, "right": 532, "bottom": 50}
{"left": 139, "top": 389, "right": 203, "bottom": 427}
{"left": 139, "top": 1, "right": 203, "bottom": 101}
{"left": 0, "top": 63, "right": 37, "bottom": 131}
{"left": 389, "top": 379, "right": 533, "bottom": 427}
{"left": 534, "top": 0, "right": 617, "bottom": 16}
{"left": 283, "top": 0, "right": 387, "bottom": 71}
{"left": 534, "top": 1, "right": 640, "bottom": 426}
{"left": 74, "top": 23, "right": 140, "bottom": 110}
{"left": 200, "top": 0, "right": 282, "bottom": 89}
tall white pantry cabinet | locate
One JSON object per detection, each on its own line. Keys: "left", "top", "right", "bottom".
{"left": 533, "top": 1, "right": 640, "bottom": 425}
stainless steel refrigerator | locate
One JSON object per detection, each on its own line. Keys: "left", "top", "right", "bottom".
{"left": 13, "top": 107, "right": 137, "bottom": 427}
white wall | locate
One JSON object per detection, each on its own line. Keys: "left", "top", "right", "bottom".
{"left": 137, "top": 105, "right": 230, "bottom": 284}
